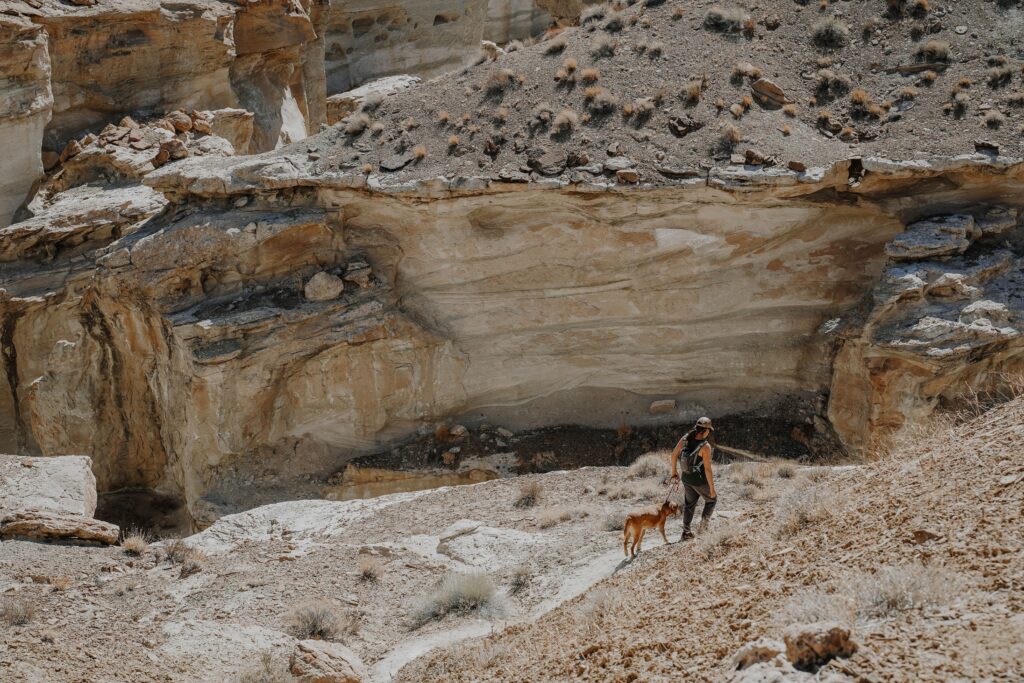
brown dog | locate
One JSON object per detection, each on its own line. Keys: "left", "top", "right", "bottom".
{"left": 623, "top": 500, "right": 680, "bottom": 558}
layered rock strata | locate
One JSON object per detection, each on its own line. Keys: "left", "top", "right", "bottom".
{"left": 0, "top": 16, "right": 52, "bottom": 229}
{"left": 2, "top": 138, "right": 1021, "bottom": 523}
{"left": 0, "top": 0, "right": 327, "bottom": 226}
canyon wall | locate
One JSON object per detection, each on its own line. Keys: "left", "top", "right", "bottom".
{"left": 0, "top": 0, "right": 327, "bottom": 227}
{"left": 324, "top": 0, "right": 488, "bottom": 94}
{"left": 1, "top": 145, "right": 1021, "bottom": 522}
{"left": 0, "top": 16, "right": 52, "bottom": 230}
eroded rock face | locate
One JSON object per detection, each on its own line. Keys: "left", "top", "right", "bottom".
{"left": 0, "top": 508, "right": 119, "bottom": 544}
{"left": 0, "top": 0, "right": 326, "bottom": 228}
{"left": 0, "top": 17, "right": 52, "bottom": 228}
{"left": 829, "top": 206, "right": 1024, "bottom": 453}
{"left": 290, "top": 640, "right": 367, "bottom": 683}
{"left": 1, "top": 140, "right": 1022, "bottom": 523}
{"left": 324, "top": 0, "right": 488, "bottom": 94}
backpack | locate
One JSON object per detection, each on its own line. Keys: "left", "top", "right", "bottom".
{"left": 680, "top": 439, "right": 708, "bottom": 476}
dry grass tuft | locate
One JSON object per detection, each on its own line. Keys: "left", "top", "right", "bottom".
{"left": 704, "top": 6, "right": 748, "bottom": 33}
{"left": 812, "top": 17, "right": 849, "bottom": 49}
{"left": 983, "top": 110, "right": 1006, "bottom": 129}
{"left": 682, "top": 78, "right": 704, "bottom": 104}
{"left": 897, "top": 86, "right": 919, "bottom": 100}
{"left": 344, "top": 113, "right": 371, "bottom": 135}
{"left": 777, "top": 588, "right": 854, "bottom": 627}
{"left": 915, "top": 40, "right": 950, "bottom": 63}
{"left": 508, "top": 566, "right": 531, "bottom": 595}
{"left": 562, "top": 57, "right": 577, "bottom": 73}
{"left": 359, "top": 91, "right": 384, "bottom": 112}
{"left": 588, "top": 89, "right": 619, "bottom": 113}
{"left": 602, "top": 513, "right": 625, "bottom": 531}
{"left": 580, "top": 5, "right": 607, "bottom": 25}
{"left": 783, "top": 103, "right": 798, "bottom": 117}
{"left": 694, "top": 523, "right": 746, "bottom": 561}
{"left": 846, "top": 564, "right": 959, "bottom": 619}
{"left": 437, "top": 110, "right": 450, "bottom": 125}
{"left": 628, "top": 452, "right": 670, "bottom": 479}
{"left": 552, "top": 109, "right": 578, "bottom": 134}
{"left": 483, "top": 69, "right": 518, "bottom": 94}
{"left": 358, "top": 555, "right": 383, "bottom": 582}
{"left": 515, "top": 480, "right": 542, "bottom": 508}
{"left": 411, "top": 572, "right": 497, "bottom": 628}
{"left": 579, "top": 67, "right": 601, "bottom": 83}
{"left": 1, "top": 597, "right": 34, "bottom": 626}
{"left": 412, "top": 145, "right": 427, "bottom": 161}
{"left": 287, "top": 602, "right": 353, "bottom": 641}
{"left": 774, "top": 483, "right": 836, "bottom": 537}
{"left": 238, "top": 653, "right": 292, "bottom": 683}
{"left": 544, "top": 35, "right": 567, "bottom": 55}
{"left": 591, "top": 35, "right": 616, "bottom": 58}
{"left": 121, "top": 528, "right": 150, "bottom": 556}
{"left": 537, "top": 505, "right": 590, "bottom": 528}
{"left": 989, "top": 66, "right": 1014, "bottom": 88}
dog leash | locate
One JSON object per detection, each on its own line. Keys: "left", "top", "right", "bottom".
{"left": 663, "top": 478, "right": 680, "bottom": 504}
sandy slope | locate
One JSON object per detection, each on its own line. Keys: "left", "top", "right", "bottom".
{"left": 398, "top": 397, "right": 1024, "bottom": 682}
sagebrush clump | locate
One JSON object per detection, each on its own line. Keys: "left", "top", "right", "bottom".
{"left": 515, "top": 480, "right": 542, "bottom": 508}
{"left": 411, "top": 572, "right": 497, "bottom": 628}
{"left": 704, "top": 6, "right": 748, "bottom": 33}
{"left": 812, "top": 17, "right": 849, "bottom": 49}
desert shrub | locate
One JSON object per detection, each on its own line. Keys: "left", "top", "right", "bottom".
{"left": 358, "top": 556, "right": 383, "bottom": 582}
{"left": 359, "top": 91, "right": 384, "bottom": 112}
{"left": 579, "top": 67, "right": 601, "bottom": 83}
{"left": 1007, "top": 93, "right": 1024, "bottom": 108}
{"left": 910, "top": 0, "right": 929, "bottom": 16}
{"left": 605, "top": 480, "right": 662, "bottom": 501}
{"left": 287, "top": 603, "right": 355, "bottom": 640}
{"left": 920, "top": 69, "right": 938, "bottom": 85}
{"left": 162, "top": 538, "right": 205, "bottom": 566}
{"left": 578, "top": 588, "right": 620, "bottom": 630}
{"left": 694, "top": 523, "right": 746, "bottom": 560}
{"left": 989, "top": 66, "right": 1014, "bottom": 88}
{"left": 774, "top": 484, "right": 835, "bottom": 537}
{"left": 483, "top": 69, "right": 518, "bottom": 94}
{"left": 783, "top": 103, "right": 797, "bottom": 117}
{"left": 816, "top": 69, "right": 851, "bottom": 99}
{"left": 817, "top": 109, "right": 834, "bottom": 127}
{"left": 603, "top": 12, "right": 624, "bottom": 32}
{"left": 729, "top": 103, "right": 745, "bottom": 119}
{"left": 602, "top": 513, "right": 625, "bottom": 531}
{"left": 776, "top": 463, "right": 797, "bottom": 479}
{"left": 505, "top": 40, "right": 523, "bottom": 52}
{"left": 777, "top": 588, "right": 854, "bottom": 627}
{"left": 344, "top": 113, "right": 371, "bottom": 135}
{"left": 121, "top": 528, "right": 151, "bottom": 556}
{"left": 645, "top": 41, "right": 664, "bottom": 58}
{"left": 682, "top": 78, "right": 704, "bottom": 104}
{"left": 563, "top": 57, "right": 577, "bottom": 73}
{"left": 437, "top": 110, "right": 450, "bottom": 125}
{"left": 588, "top": 89, "right": 619, "bottom": 114}
{"left": 718, "top": 123, "right": 742, "bottom": 151}
{"left": 812, "top": 17, "right": 849, "bottom": 49}
{"left": 628, "top": 452, "right": 669, "bottom": 479}
{"left": 897, "top": 86, "right": 919, "bottom": 101}
{"left": 591, "top": 35, "right": 615, "bottom": 58}
{"left": 514, "top": 480, "right": 542, "bottom": 508}
{"left": 1, "top": 597, "right": 34, "bottom": 626}
{"left": 544, "top": 35, "right": 567, "bottom": 55}
{"left": 532, "top": 102, "right": 554, "bottom": 128}
{"left": 447, "top": 134, "right": 459, "bottom": 149}
{"left": 411, "top": 572, "right": 496, "bottom": 628}
{"left": 704, "top": 6, "right": 747, "bottom": 33}
{"left": 844, "top": 564, "right": 959, "bottom": 619}
{"left": 537, "top": 505, "right": 573, "bottom": 528}
{"left": 984, "top": 110, "right": 1006, "bottom": 129}
{"left": 552, "top": 109, "right": 578, "bottom": 134}
{"left": 412, "top": 145, "right": 427, "bottom": 160}
{"left": 238, "top": 653, "right": 292, "bottom": 683}
{"left": 731, "top": 61, "right": 762, "bottom": 84}
{"left": 915, "top": 40, "right": 950, "bottom": 63}
{"left": 508, "top": 566, "right": 531, "bottom": 595}
{"left": 580, "top": 5, "right": 607, "bottom": 25}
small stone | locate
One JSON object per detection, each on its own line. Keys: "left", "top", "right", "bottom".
{"left": 730, "top": 154, "right": 745, "bottom": 165}
{"left": 449, "top": 424, "right": 468, "bottom": 437}
{"left": 667, "top": 115, "right": 704, "bottom": 138}
{"left": 496, "top": 427, "right": 514, "bottom": 439}
{"left": 59, "top": 139, "right": 82, "bottom": 163}
{"left": 751, "top": 78, "right": 787, "bottom": 109}
{"left": 606, "top": 141, "right": 622, "bottom": 156}
{"left": 167, "top": 111, "right": 193, "bottom": 133}
{"left": 974, "top": 140, "right": 999, "bottom": 155}
{"left": 233, "top": 196, "right": 250, "bottom": 209}
{"left": 954, "top": 25, "right": 968, "bottom": 34}
{"left": 787, "top": 160, "right": 807, "bottom": 173}
{"left": 381, "top": 152, "right": 413, "bottom": 172}
{"left": 304, "top": 272, "right": 345, "bottom": 302}
{"left": 615, "top": 168, "right": 639, "bottom": 183}
{"left": 602, "top": 156, "right": 635, "bottom": 172}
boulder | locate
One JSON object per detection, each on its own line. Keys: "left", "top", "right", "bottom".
{"left": 290, "top": 639, "right": 367, "bottom": 683}
{"left": 0, "top": 509, "right": 119, "bottom": 544}
{"left": 783, "top": 622, "right": 857, "bottom": 669}
{"left": 305, "top": 272, "right": 345, "bottom": 302}
{"left": 751, "top": 78, "right": 787, "bottom": 109}
{"left": 884, "top": 215, "right": 976, "bottom": 261}
{"left": 0, "top": 455, "right": 98, "bottom": 516}
{"left": 325, "top": 76, "right": 422, "bottom": 125}
{"left": 648, "top": 399, "right": 677, "bottom": 415}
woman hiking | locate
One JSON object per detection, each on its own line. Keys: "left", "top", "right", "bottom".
{"left": 669, "top": 416, "right": 717, "bottom": 541}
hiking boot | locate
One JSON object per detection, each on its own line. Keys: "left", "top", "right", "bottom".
{"left": 680, "top": 529, "right": 695, "bottom": 541}
{"left": 698, "top": 519, "right": 710, "bottom": 535}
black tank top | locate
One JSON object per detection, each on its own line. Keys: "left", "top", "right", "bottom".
{"left": 679, "top": 434, "right": 710, "bottom": 486}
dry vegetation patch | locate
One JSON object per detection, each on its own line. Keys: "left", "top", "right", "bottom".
{"left": 411, "top": 572, "right": 498, "bottom": 628}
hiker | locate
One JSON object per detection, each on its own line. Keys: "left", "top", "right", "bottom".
{"left": 669, "top": 416, "right": 717, "bottom": 541}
